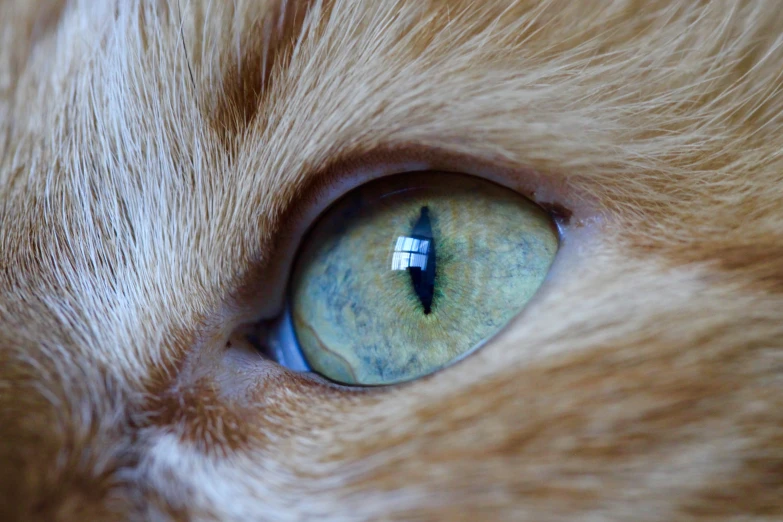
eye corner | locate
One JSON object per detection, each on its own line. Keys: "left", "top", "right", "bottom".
{"left": 536, "top": 200, "right": 573, "bottom": 227}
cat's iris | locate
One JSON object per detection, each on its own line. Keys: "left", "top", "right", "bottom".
{"left": 289, "top": 173, "right": 558, "bottom": 386}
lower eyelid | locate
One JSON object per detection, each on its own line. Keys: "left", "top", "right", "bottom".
{"left": 252, "top": 227, "right": 596, "bottom": 386}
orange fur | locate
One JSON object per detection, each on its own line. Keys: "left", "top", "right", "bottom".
{"left": 1, "top": 0, "right": 782, "bottom": 520}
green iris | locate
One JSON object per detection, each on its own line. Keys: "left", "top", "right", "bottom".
{"left": 290, "top": 173, "right": 558, "bottom": 386}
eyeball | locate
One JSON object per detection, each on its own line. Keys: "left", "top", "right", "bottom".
{"left": 289, "top": 172, "right": 559, "bottom": 386}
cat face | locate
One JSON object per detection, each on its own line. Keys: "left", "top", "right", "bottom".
{"left": 1, "top": 0, "right": 782, "bottom": 519}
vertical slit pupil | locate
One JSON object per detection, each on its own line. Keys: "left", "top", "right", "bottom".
{"left": 408, "top": 206, "right": 436, "bottom": 314}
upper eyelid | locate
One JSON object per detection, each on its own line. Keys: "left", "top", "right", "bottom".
{"left": 232, "top": 147, "right": 594, "bottom": 324}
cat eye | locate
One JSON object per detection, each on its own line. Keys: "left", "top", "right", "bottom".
{"left": 279, "top": 172, "right": 559, "bottom": 386}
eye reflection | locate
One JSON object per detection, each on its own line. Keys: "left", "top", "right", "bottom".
{"left": 392, "top": 206, "right": 436, "bottom": 314}
{"left": 285, "top": 172, "right": 559, "bottom": 386}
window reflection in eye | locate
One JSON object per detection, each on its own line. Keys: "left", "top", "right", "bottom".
{"left": 392, "top": 206, "right": 436, "bottom": 315}
{"left": 391, "top": 236, "right": 431, "bottom": 272}
{"left": 270, "top": 172, "right": 559, "bottom": 387}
